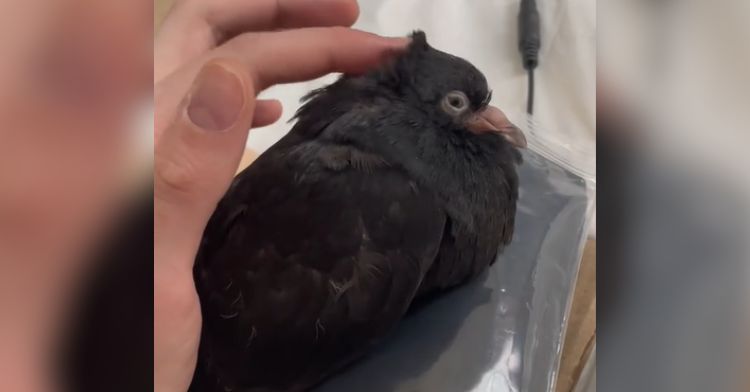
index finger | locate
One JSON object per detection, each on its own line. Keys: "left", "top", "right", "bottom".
{"left": 156, "top": 0, "right": 360, "bottom": 82}
{"left": 154, "top": 28, "right": 409, "bottom": 137}
{"left": 223, "top": 27, "right": 409, "bottom": 90}
{"left": 202, "top": 0, "right": 360, "bottom": 35}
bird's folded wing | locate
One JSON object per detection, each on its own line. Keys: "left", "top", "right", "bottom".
{"left": 192, "top": 141, "right": 445, "bottom": 391}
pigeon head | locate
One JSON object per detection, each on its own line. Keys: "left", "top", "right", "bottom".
{"left": 291, "top": 30, "right": 525, "bottom": 170}
{"left": 374, "top": 31, "right": 526, "bottom": 149}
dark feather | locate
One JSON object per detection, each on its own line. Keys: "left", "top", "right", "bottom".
{"left": 191, "top": 31, "right": 521, "bottom": 392}
{"left": 192, "top": 140, "right": 445, "bottom": 392}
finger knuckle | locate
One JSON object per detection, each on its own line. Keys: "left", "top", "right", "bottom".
{"left": 227, "top": 32, "right": 259, "bottom": 50}
{"left": 154, "top": 148, "right": 201, "bottom": 200}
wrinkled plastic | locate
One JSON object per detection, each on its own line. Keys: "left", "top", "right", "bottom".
{"left": 316, "top": 116, "right": 595, "bottom": 392}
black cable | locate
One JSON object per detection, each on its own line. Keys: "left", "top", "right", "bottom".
{"left": 518, "top": 0, "right": 540, "bottom": 116}
{"left": 526, "top": 69, "right": 535, "bottom": 115}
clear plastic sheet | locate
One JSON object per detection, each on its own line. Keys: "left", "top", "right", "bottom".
{"left": 315, "top": 142, "right": 594, "bottom": 392}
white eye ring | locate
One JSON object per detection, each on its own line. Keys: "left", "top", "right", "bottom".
{"left": 441, "top": 91, "right": 470, "bottom": 116}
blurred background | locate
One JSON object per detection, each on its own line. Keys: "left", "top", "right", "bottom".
{"left": 0, "top": 1, "right": 152, "bottom": 391}
{"left": 598, "top": 1, "right": 750, "bottom": 391}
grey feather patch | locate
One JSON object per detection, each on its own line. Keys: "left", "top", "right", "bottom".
{"left": 329, "top": 278, "right": 354, "bottom": 302}
{"left": 245, "top": 326, "right": 257, "bottom": 348}
{"left": 314, "top": 319, "right": 326, "bottom": 341}
{"left": 219, "top": 311, "right": 239, "bottom": 319}
{"left": 319, "top": 145, "right": 390, "bottom": 173}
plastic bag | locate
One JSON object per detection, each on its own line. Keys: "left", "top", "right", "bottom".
{"left": 312, "top": 115, "right": 596, "bottom": 392}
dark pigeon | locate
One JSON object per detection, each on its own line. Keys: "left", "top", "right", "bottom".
{"left": 190, "top": 31, "right": 526, "bottom": 392}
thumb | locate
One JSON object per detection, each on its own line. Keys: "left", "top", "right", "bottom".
{"left": 155, "top": 59, "right": 254, "bottom": 269}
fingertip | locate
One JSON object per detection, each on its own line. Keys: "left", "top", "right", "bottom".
{"left": 245, "top": 28, "right": 413, "bottom": 89}
{"left": 388, "top": 36, "right": 411, "bottom": 49}
{"left": 357, "top": 31, "right": 410, "bottom": 53}
{"left": 264, "top": 98, "right": 283, "bottom": 111}
{"left": 338, "top": 0, "right": 360, "bottom": 26}
{"left": 252, "top": 99, "right": 283, "bottom": 128}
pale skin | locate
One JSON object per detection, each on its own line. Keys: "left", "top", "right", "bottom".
{"left": 153, "top": 1, "right": 409, "bottom": 391}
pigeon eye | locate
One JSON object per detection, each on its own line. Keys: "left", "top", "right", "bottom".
{"left": 442, "top": 91, "right": 470, "bottom": 115}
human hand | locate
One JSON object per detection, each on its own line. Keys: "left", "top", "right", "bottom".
{"left": 153, "top": 1, "right": 407, "bottom": 391}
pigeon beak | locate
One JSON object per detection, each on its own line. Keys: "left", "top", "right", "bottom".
{"left": 465, "top": 106, "right": 527, "bottom": 149}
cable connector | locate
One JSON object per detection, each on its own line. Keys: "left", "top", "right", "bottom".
{"left": 518, "top": 0, "right": 540, "bottom": 71}
{"left": 518, "top": 0, "right": 540, "bottom": 115}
